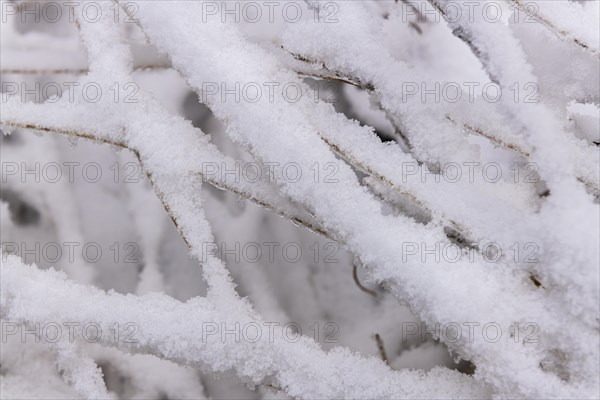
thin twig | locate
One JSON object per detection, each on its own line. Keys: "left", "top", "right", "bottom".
{"left": 284, "top": 47, "right": 375, "bottom": 92}
{"left": 320, "top": 136, "right": 425, "bottom": 209}
{"left": 507, "top": 0, "right": 599, "bottom": 58}
{"left": 446, "top": 115, "right": 530, "bottom": 157}
{"left": 374, "top": 333, "right": 389, "bottom": 364}
{"left": 447, "top": 116, "right": 600, "bottom": 196}
{"left": 0, "top": 65, "right": 170, "bottom": 76}
{"left": 1, "top": 120, "right": 333, "bottom": 242}
{"left": 427, "top": 0, "right": 500, "bottom": 84}
{"left": 352, "top": 263, "right": 377, "bottom": 297}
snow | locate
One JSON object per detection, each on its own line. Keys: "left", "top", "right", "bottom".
{"left": 1, "top": 0, "right": 598, "bottom": 398}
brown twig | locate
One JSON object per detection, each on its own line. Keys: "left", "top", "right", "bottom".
{"left": 446, "top": 115, "right": 530, "bottom": 157}
{"left": 374, "top": 333, "right": 389, "bottom": 364}
{"left": 1, "top": 120, "right": 333, "bottom": 242}
{"left": 508, "top": 0, "right": 599, "bottom": 58}
{"left": 352, "top": 263, "right": 377, "bottom": 297}
{"left": 284, "top": 47, "right": 375, "bottom": 92}
{"left": 0, "top": 65, "right": 170, "bottom": 76}
{"left": 447, "top": 115, "right": 600, "bottom": 196}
